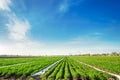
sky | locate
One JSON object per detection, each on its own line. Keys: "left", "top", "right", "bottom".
{"left": 0, "top": 0, "right": 120, "bottom": 55}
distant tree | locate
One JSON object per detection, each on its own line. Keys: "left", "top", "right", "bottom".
{"left": 83, "top": 53, "right": 90, "bottom": 56}
{"left": 110, "top": 52, "right": 120, "bottom": 56}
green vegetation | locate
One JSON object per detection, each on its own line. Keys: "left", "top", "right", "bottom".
{"left": 72, "top": 56, "right": 120, "bottom": 74}
{"left": 41, "top": 57, "right": 115, "bottom": 80}
{"left": 0, "top": 56, "right": 119, "bottom": 80}
{"left": 0, "top": 57, "right": 60, "bottom": 66}
{"left": 0, "top": 56, "right": 62, "bottom": 79}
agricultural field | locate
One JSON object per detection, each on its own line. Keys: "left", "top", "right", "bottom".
{"left": 0, "top": 56, "right": 62, "bottom": 79}
{"left": 40, "top": 57, "right": 116, "bottom": 80}
{"left": 0, "top": 57, "right": 52, "bottom": 66}
{"left": 0, "top": 56, "right": 119, "bottom": 80}
{"left": 71, "top": 56, "right": 120, "bottom": 75}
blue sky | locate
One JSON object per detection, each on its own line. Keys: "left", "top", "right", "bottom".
{"left": 0, "top": 0, "right": 120, "bottom": 55}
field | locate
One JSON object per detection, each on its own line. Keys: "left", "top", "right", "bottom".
{"left": 0, "top": 56, "right": 62, "bottom": 79}
{"left": 0, "top": 56, "right": 119, "bottom": 80}
{"left": 71, "top": 56, "right": 120, "bottom": 74}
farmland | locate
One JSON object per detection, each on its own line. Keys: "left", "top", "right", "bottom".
{"left": 0, "top": 56, "right": 62, "bottom": 79}
{"left": 0, "top": 56, "right": 119, "bottom": 80}
{"left": 41, "top": 57, "right": 116, "bottom": 80}
{"left": 71, "top": 56, "right": 120, "bottom": 75}
{"left": 0, "top": 57, "right": 48, "bottom": 66}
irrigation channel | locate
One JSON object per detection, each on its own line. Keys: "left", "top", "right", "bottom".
{"left": 31, "top": 58, "right": 64, "bottom": 78}
{"left": 0, "top": 57, "right": 119, "bottom": 80}
{"left": 31, "top": 57, "right": 120, "bottom": 80}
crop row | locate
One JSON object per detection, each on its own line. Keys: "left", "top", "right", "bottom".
{"left": 0, "top": 57, "right": 59, "bottom": 67}
{"left": 0, "top": 57, "right": 62, "bottom": 79}
{"left": 41, "top": 57, "right": 115, "bottom": 80}
{"left": 71, "top": 56, "right": 120, "bottom": 74}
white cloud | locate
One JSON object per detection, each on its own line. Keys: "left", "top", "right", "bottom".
{"left": 0, "top": 0, "right": 30, "bottom": 41}
{"left": 0, "top": 0, "right": 11, "bottom": 11}
{"left": 0, "top": 0, "right": 120, "bottom": 56}
{"left": 0, "top": 0, "right": 44, "bottom": 55}
{"left": 6, "top": 14, "right": 30, "bottom": 41}
{"left": 58, "top": 0, "right": 82, "bottom": 14}
{"left": 2, "top": 13, "right": 45, "bottom": 55}
{"left": 59, "top": 0, "right": 70, "bottom": 13}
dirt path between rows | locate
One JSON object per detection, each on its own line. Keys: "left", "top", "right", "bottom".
{"left": 77, "top": 61, "right": 120, "bottom": 80}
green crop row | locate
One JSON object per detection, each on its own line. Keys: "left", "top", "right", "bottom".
{"left": 69, "top": 57, "right": 114, "bottom": 80}
{"left": 41, "top": 59, "right": 63, "bottom": 79}
{"left": 41, "top": 57, "right": 116, "bottom": 80}
{"left": 55, "top": 59, "right": 65, "bottom": 79}
{"left": 71, "top": 56, "right": 120, "bottom": 74}
{"left": 0, "top": 56, "right": 118, "bottom": 80}
{"left": 0, "top": 56, "right": 62, "bottom": 79}
{"left": 0, "top": 56, "right": 60, "bottom": 66}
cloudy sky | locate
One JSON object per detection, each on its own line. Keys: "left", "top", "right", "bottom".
{"left": 0, "top": 0, "right": 120, "bottom": 55}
